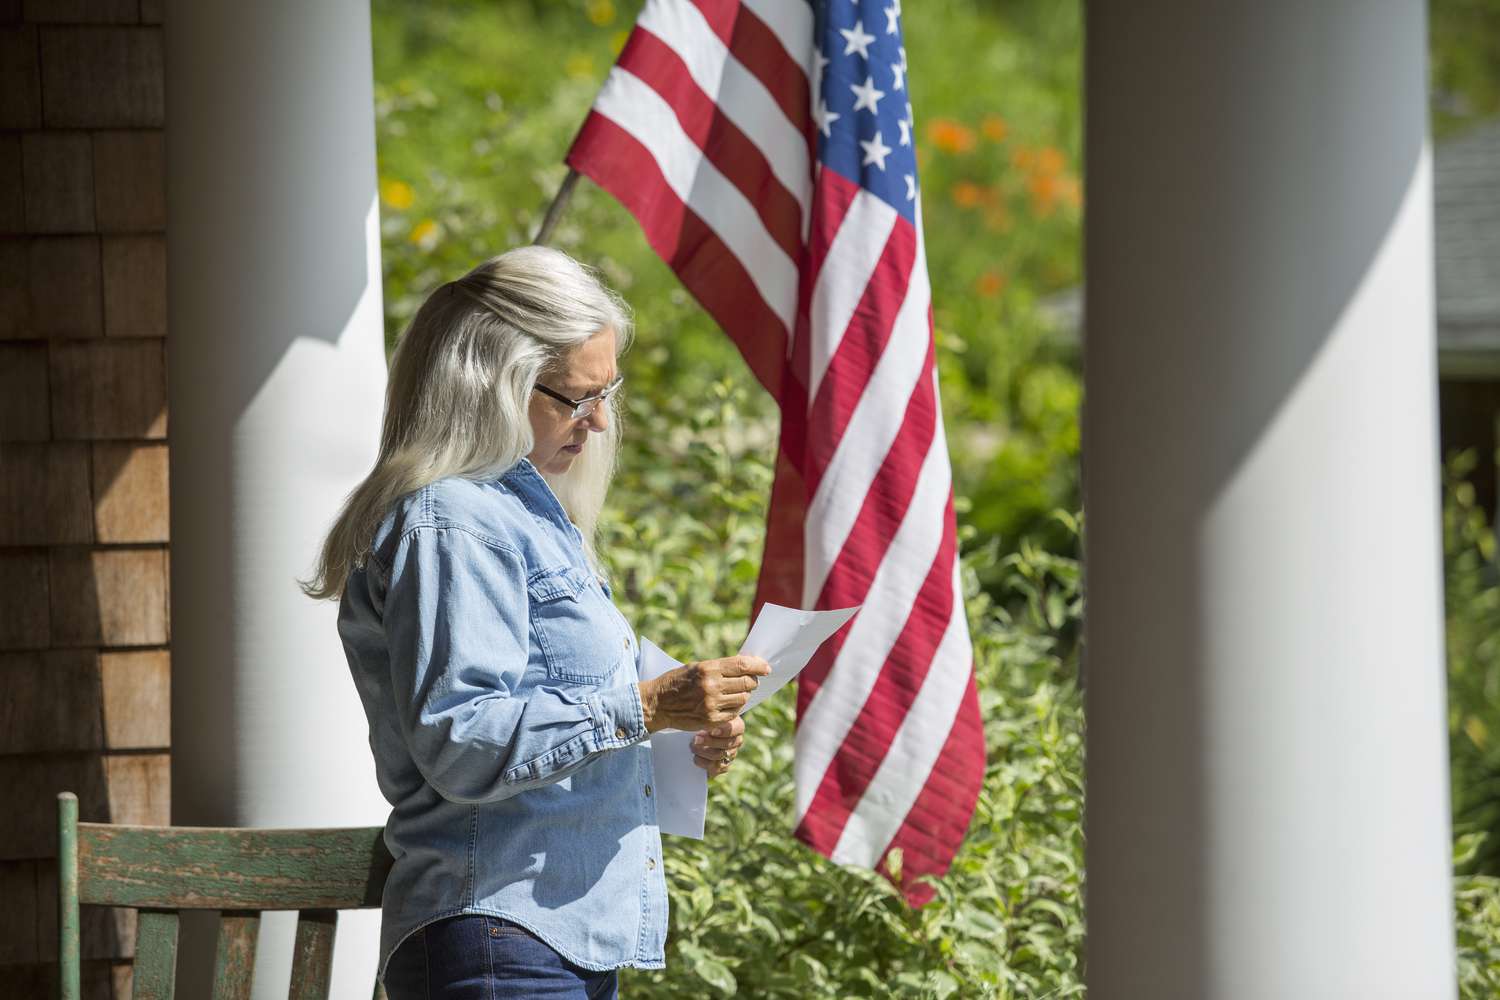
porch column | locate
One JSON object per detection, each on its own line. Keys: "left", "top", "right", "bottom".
{"left": 164, "top": 1, "right": 389, "bottom": 996}
{"left": 1082, "top": 2, "right": 1456, "bottom": 997}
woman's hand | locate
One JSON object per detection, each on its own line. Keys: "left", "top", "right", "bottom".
{"left": 638, "top": 655, "right": 771, "bottom": 733}
{"left": 691, "top": 716, "right": 745, "bottom": 779}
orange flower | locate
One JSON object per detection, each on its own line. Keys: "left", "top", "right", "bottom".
{"left": 981, "top": 116, "right": 1007, "bottom": 142}
{"left": 926, "top": 119, "right": 976, "bottom": 154}
{"left": 1035, "top": 145, "right": 1066, "bottom": 176}
{"left": 1028, "top": 173, "right": 1061, "bottom": 216}
{"left": 951, "top": 181, "right": 986, "bottom": 209}
{"left": 1059, "top": 175, "right": 1083, "bottom": 209}
{"left": 1010, "top": 146, "right": 1036, "bottom": 171}
{"left": 974, "top": 271, "right": 1007, "bottom": 298}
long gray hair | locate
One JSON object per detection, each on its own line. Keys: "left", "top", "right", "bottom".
{"left": 302, "top": 245, "right": 632, "bottom": 600}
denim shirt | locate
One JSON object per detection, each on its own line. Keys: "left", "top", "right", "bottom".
{"left": 337, "top": 457, "right": 668, "bottom": 980}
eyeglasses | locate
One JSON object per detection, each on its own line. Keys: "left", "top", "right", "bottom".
{"left": 532, "top": 374, "right": 624, "bottom": 420}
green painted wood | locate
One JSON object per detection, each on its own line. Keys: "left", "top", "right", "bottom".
{"left": 57, "top": 792, "right": 80, "bottom": 1000}
{"left": 132, "top": 909, "right": 181, "bottom": 1000}
{"left": 211, "top": 910, "right": 260, "bottom": 1000}
{"left": 76, "top": 823, "right": 392, "bottom": 909}
{"left": 287, "top": 909, "right": 338, "bottom": 1000}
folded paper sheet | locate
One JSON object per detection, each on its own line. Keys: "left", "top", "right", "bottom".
{"left": 638, "top": 602, "right": 860, "bottom": 839}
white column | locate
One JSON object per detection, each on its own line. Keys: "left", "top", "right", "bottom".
{"left": 164, "top": 2, "right": 389, "bottom": 997}
{"left": 1082, "top": 3, "right": 1455, "bottom": 998}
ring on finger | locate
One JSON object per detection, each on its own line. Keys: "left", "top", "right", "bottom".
{"left": 720, "top": 750, "right": 733, "bottom": 764}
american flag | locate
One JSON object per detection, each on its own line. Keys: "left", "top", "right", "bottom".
{"left": 566, "top": 0, "right": 983, "bottom": 902}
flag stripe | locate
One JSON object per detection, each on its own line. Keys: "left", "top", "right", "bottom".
{"left": 638, "top": 0, "right": 811, "bottom": 226}
{"left": 793, "top": 423, "right": 954, "bottom": 823}
{"left": 568, "top": 113, "right": 788, "bottom": 393}
{"left": 828, "top": 497, "right": 966, "bottom": 851}
{"left": 802, "top": 222, "right": 931, "bottom": 604}
{"left": 806, "top": 346, "right": 938, "bottom": 667}
{"left": 796, "top": 483, "right": 958, "bottom": 850}
{"left": 806, "top": 191, "right": 899, "bottom": 405}
{"left": 736, "top": 0, "right": 817, "bottom": 85}
{"left": 833, "top": 572, "right": 972, "bottom": 866}
{"left": 617, "top": 28, "right": 806, "bottom": 262}
{"left": 691, "top": 0, "right": 817, "bottom": 156}
{"left": 589, "top": 66, "right": 799, "bottom": 333}
{"left": 804, "top": 219, "right": 919, "bottom": 487}
{"left": 876, "top": 671, "right": 986, "bottom": 904}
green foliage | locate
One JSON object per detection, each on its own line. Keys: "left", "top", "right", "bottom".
{"left": 1445, "top": 451, "right": 1500, "bottom": 878}
{"left": 1431, "top": 0, "right": 1500, "bottom": 135}
{"left": 1444, "top": 450, "right": 1500, "bottom": 993}
{"left": 370, "top": 0, "right": 1087, "bottom": 567}
{"left": 604, "top": 379, "right": 1085, "bottom": 999}
{"left": 369, "top": 1, "right": 1500, "bottom": 993}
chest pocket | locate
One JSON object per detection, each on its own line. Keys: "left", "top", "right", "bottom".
{"left": 527, "top": 565, "right": 627, "bottom": 684}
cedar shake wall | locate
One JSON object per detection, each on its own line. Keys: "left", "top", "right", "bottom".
{"left": 0, "top": 1, "right": 168, "bottom": 997}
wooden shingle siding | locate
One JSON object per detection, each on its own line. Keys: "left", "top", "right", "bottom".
{"left": 29, "top": 235, "right": 104, "bottom": 337}
{"left": 21, "top": 131, "right": 93, "bottom": 232}
{"left": 1, "top": 3, "right": 172, "bottom": 993}
{"left": 92, "top": 130, "right": 163, "bottom": 232}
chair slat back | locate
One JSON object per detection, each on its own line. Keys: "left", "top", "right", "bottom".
{"left": 131, "top": 909, "right": 181, "bottom": 1000}
{"left": 212, "top": 910, "right": 261, "bottom": 1000}
{"left": 57, "top": 792, "right": 394, "bottom": 1000}
{"left": 288, "top": 909, "right": 338, "bottom": 1000}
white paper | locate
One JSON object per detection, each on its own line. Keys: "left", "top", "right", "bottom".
{"left": 637, "top": 603, "right": 860, "bottom": 839}
{"left": 637, "top": 637, "right": 707, "bottom": 839}
{"left": 738, "top": 602, "right": 860, "bottom": 713}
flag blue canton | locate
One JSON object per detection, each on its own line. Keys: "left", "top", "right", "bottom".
{"left": 814, "top": 0, "right": 919, "bottom": 221}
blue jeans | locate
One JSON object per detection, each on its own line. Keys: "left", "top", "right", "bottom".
{"left": 382, "top": 914, "right": 620, "bottom": 1000}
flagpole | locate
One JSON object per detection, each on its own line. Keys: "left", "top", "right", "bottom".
{"left": 533, "top": 168, "right": 581, "bottom": 246}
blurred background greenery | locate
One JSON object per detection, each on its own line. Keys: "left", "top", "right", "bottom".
{"left": 370, "top": 0, "right": 1500, "bottom": 994}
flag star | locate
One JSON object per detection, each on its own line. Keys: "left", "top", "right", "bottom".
{"left": 899, "top": 45, "right": 908, "bottom": 69}
{"left": 897, "top": 118, "right": 911, "bottom": 146}
{"left": 904, "top": 174, "right": 916, "bottom": 200}
{"left": 850, "top": 75, "right": 886, "bottom": 114}
{"left": 884, "top": 4, "right": 899, "bottom": 33}
{"left": 814, "top": 98, "right": 840, "bottom": 137}
{"left": 840, "top": 23, "right": 876, "bottom": 59}
{"left": 860, "top": 131, "right": 893, "bottom": 170}
{"left": 892, "top": 61, "right": 905, "bottom": 90}
{"left": 815, "top": 51, "right": 830, "bottom": 79}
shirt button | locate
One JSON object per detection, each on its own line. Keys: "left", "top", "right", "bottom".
{"left": 614, "top": 727, "right": 626, "bottom": 739}
{"left": 622, "top": 637, "right": 629, "bottom": 649}
{"left": 644, "top": 784, "right": 652, "bottom": 797}
{"left": 646, "top": 857, "right": 656, "bottom": 870}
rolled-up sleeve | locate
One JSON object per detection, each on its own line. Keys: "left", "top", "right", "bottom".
{"left": 383, "top": 524, "right": 647, "bottom": 804}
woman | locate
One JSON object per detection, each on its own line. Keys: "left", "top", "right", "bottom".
{"left": 302, "top": 245, "right": 771, "bottom": 999}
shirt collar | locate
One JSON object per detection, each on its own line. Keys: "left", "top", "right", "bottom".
{"left": 499, "top": 456, "right": 573, "bottom": 530}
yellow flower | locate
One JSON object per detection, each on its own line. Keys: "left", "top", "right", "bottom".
{"left": 380, "top": 178, "right": 414, "bottom": 211}
{"left": 586, "top": 0, "right": 615, "bottom": 27}
{"left": 566, "top": 53, "right": 596, "bottom": 80}
{"left": 610, "top": 29, "right": 631, "bottom": 55}
{"left": 408, "top": 218, "right": 440, "bottom": 248}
